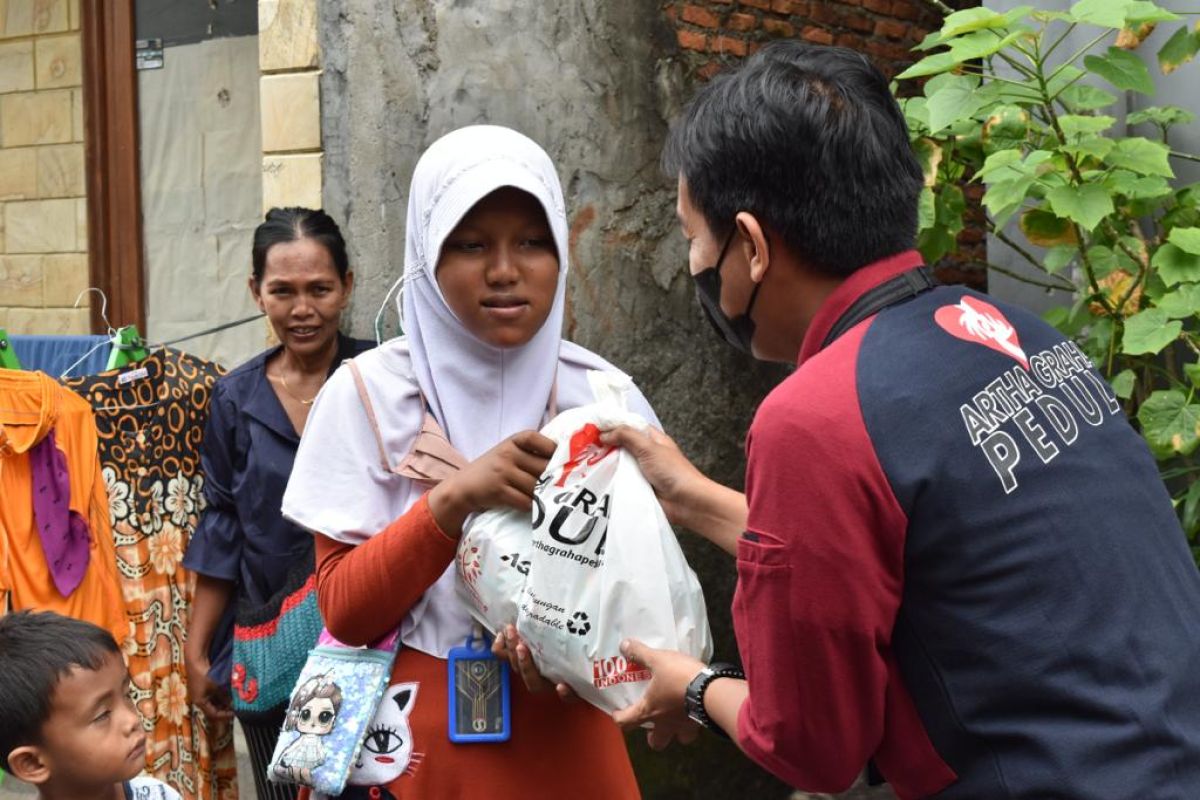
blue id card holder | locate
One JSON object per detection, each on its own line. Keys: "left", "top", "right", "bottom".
{"left": 447, "top": 629, "right": 511, "bottom": 743}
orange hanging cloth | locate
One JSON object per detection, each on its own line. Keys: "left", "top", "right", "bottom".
{"left": 0, "top": 368, "right": 125, "bottom": 644}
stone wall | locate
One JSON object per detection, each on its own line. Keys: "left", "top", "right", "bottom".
{"left": 258, "top": 0, "right": 322, "bottom": 212}
{"left": 0, "top": 0, "right": 90, "bottom": 335}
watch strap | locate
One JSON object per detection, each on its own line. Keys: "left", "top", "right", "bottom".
{"left": 685, "top": 662, "right": 745, "bottom": 739}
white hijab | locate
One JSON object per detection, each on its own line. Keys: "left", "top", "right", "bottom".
{"left": 400, "top": 125, "right": 571, "bottom": 460}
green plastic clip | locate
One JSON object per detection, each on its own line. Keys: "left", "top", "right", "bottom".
{"left": 0, "top": 327, "right": 22, "bottom": 371}
{"left": 106, "top": 325, "right": 149, "bottom": 371}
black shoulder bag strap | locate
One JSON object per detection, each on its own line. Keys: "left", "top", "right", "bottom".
{"left": 820, "top": 266, "right": 939, "bottom": 350}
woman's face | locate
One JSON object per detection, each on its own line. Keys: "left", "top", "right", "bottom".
{"left": 436, "top": 187, "right": 560, "bottom": 349}
{"left": 251, "top": 237, "right": 353, "bottom": 359}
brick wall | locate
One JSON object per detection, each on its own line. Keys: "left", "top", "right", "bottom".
{"left": 664, "top": 0, "right": 986, "bottom": 288}
{"left": 0, "top": 0, "right": 91, "bottom": 335}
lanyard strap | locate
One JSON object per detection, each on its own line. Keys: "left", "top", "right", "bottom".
{"left": 820, "top": 266, "right": 938, "bottom": 350}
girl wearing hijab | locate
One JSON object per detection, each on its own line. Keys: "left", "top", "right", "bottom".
{"left": 281, "top": 126, "right": 654, "bottom": 797}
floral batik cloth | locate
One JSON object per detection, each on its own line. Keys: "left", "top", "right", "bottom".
{"left": 64, "top": 349, "right": 236, "bottom": 800}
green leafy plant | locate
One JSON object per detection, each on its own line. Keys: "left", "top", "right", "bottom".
{"left": 894, "top": 0, "right": 1200, "bottom": 559}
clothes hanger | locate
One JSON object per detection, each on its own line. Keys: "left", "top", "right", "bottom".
{"left": 59, "top": 288, "right": 150, "bottom": 373}
{"left": 60, "top": 289, "right": 119, "bottom": 378}
{"left": 0, "top": 328, "right": 22, "bottom": 370}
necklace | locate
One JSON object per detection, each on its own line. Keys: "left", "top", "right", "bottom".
{"left": 272, "top": 370, "right": 320, "bottom": 406}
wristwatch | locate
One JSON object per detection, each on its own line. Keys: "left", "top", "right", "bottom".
{"left": 684, "top": 662, "right": 745, "bottom": 738}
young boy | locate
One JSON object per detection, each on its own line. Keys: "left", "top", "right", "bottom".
{"left": 0, "top": 610, "right": 182, "bottom": 800}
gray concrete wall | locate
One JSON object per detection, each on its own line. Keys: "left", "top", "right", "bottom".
{"left": 319, "top": 1, "right": 795, "bottom": 796}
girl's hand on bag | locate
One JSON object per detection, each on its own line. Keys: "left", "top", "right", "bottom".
{"left": 491, "top": 623, "right": 578, "bottom": 700}
{"left": 429, "top": 430, "right": 556, "bottom": 536}
{"left": 185, "top": 655, "right": 234, "bottom": 721}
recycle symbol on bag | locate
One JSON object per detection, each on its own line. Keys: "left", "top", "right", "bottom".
{"left": 566, "top": 611, "right": 591, "bottom": 637}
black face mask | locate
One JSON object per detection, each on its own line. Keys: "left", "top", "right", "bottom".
{"left": 692, "top": 227, "right": 761, "bottom": 355}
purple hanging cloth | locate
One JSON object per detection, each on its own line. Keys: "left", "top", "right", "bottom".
{"left": 28, "top": 429, "right": 91, "bottom": 597}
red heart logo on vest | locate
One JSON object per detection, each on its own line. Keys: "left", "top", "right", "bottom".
{"left": 934, "top": 295, "right": 1029, "bottom": 368}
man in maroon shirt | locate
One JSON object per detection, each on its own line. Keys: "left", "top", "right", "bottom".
{"left": 608, "top": 41, "right": 1200, "bottom": 800}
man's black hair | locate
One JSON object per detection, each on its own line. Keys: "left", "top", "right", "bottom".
{"left": 663, "top": 41, "right": 923, "bottom": 277}
{"left": 0, "top": 610, "right": 121, "bottom": 771}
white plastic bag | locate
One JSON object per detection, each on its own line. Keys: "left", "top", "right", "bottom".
{"left": 456, "top": 506, "right": 529, "bottom": 635}
{"left": 515, "top": 373, "right": 713, "bottom": 713}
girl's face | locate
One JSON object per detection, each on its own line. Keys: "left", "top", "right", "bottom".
{"left": 436, "top": 187, "right": 559, "bottom": 349}
{"left": 251, "top": 237, "right": 353, "bottom": 359}
{"left": 297, "top": 696, "right": 337, "bottom": 735}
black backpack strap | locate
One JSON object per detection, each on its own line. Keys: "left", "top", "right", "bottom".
{"left": 821, "top": 266, "right": 938, "bottom": 350}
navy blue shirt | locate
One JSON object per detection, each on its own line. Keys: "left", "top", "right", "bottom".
{"left": 183, "top": 334, "right": 373, "bottom": 681}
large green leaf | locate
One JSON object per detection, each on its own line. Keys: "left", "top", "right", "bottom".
{"left": 980, "top": 150, "right": 1053, "bottom": 226}
{"left": 1064, "top": 136, "right": 1115, "bottom": 163}
{"left": 947, "top": 29, "right": 1030, "bottom": 62}
{"left": 1153, "top": 243, "right": 1200, "bottom": 285}
{"left": 936, "top": 185, "right": 967, "bottom": 234}
{"left": 896, "top": 51, "right": 962, "bottom": 81}
{"left": 1124, "top": 308, "right": 1182, "bottom": 355}
{"left": 1059, "top": 114, "right": 1117, "bottom": 138}
{"left": 913, "top": 137, "right": 941, "bottom": 184}
{"left": 1155, "top": 282, "right": 1200, "bottom": 318}
{"left": 1181, "top": 480, "right": 1200, "bottom": 537}
{"left": 1124, "top": 1, "right": 1180, "bottom": 25}
{"left": 1071, "top": 0, "right": 1136, "bottom": 28}
{"left": 985, "top": 179, "right": 1035, "bottom": 228}
{"left": 1137, "top": 389, "right": 1200, "bottom": 456}
{"left": 901, "top": 97, "right": 930, "bottom": 132}
{"left": 1104, "top": 137, "right": 1174, "bottom": 177}
{"left": 928, "top": 75, "right": 985, "bottom": 134}
{"left": 918, "top": 186, "right": 936, "bottom": 231}
{"left": 898, "top": 28, "right": 1030, "bottom": 82}
{"left": 918, "top": 225, "right": 957, "bottom": 265}
{"left": 983, "top": 105, "right": 1031, "bottom": 154}
{"left": 1020, "top": 209, "right": 1077, "bottom": 247}
{"left": 1121, "top": 175, "right": 1173, "bottom": 200}
{"left": 914, "top": 30, "right": 945, "bottom": 52}
{"left": 1084, "top": 47, "right": 1157, "bottom": 95}
{"left": 1127, "top": 105, "right": 1196, "bottom": 128}
{"left": 1111, "top": 369, "right": 1137, "bottom": 400}
{"left": 1058, "top": 84, "right": 1119, "bottom": 111}
{"left": 939, "top": 6, "right": 1008, "bottom": 38}
{"left": 1158, "top": 24, "right": 1200, "bottom": 74}
{"left": 1087, "top": 245, "right": 1122, "bottom": 280}
{"left": 1044, "top": 245, "right": 1078, "bottom": 274}
{"left": 1169, "top": 227, "right": 1200, "bottom": 255}
{"left": 977, "top": 148, "right": 1023, "bottom": 180}
{"left": 1046, "top": 183, "right": 1114, "bottom": 231}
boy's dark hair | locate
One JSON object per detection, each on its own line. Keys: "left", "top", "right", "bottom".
{"left": 0, "top": 610, "right": 121, "bottom": 772}
{"left": 663, "top": 41, "right": 923, "bottom": 277}
{"left": 251, "top": 207, "right": 350, "bottom": 283}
